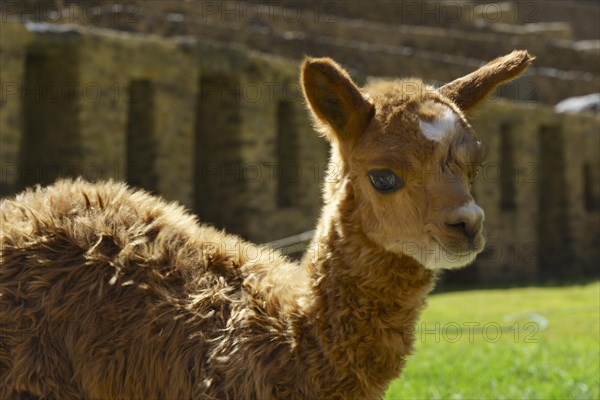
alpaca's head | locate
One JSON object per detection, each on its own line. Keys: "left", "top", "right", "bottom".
{"left": 302, "top": 51, "right": 533, "bottom": 270}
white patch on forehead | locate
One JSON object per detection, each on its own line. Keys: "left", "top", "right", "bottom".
{"left": 419, "top": 107, "right": 458, "bottom": 142}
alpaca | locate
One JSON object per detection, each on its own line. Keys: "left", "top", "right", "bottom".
{"left": 0, "top": 51, "right": 533, "bottom": 399}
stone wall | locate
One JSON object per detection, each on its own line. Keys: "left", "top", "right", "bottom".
{"left": 3, "top": 1, "right": 598, "bottom": 105}
{"left": 462, "top": 101, "right": 599, "bottom": 283}
{"left": 0, "top": 20, "right": 598, "bottom": 284}
{"left": 0, "top": 21, "right": 324, "bottom": 243}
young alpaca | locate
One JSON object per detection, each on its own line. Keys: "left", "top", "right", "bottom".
{"left": 0, "top": 51, "right": 532, "bottom": 399}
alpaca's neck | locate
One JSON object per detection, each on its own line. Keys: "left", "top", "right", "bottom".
{"left": 299, "top": 177, "right": 436, "bottom": 397}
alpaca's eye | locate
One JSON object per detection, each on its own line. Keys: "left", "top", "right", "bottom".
{"left": 368, "top": 170, "right": 404, "bottom": 193}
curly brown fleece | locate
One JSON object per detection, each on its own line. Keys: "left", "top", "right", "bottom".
{"left": 0, "top": 51, "right": 532, "bottom": 399}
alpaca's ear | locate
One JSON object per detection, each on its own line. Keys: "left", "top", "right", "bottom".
{"left": 439, "top": 50, "right": 534, "bottom": 111}
{"left": 301, "top": 57, "right": 374, "bottom": 144}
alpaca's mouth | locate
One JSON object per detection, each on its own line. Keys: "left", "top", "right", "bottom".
{"left": 431, "top": 233, "right": 485, "bottom": 257}
{"left": 423, "top": 222, "right": 485, "bottom": 256}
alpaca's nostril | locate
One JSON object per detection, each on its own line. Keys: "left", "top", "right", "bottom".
{"left": 446, "top": 221, "right": 480, "bottom": 240}
{"left": 446, "top": 222, "right": 466, "bottom": 232}
{"left": 446, "top": 222, "right": 469, "bottom": 238}
{"left": 445, "top": 203, "right": 485, "bottom": 240}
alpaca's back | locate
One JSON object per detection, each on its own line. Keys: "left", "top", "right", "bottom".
{"left": 0, "top": 179, "right": 308, "bottom": 399}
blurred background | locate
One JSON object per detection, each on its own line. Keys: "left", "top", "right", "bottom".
{"left": 1, "top": 1, "right": 598, "bottom": 285}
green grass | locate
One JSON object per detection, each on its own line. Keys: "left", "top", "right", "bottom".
{"left": 385, "top": 282, "right": 600, "bottom": 400}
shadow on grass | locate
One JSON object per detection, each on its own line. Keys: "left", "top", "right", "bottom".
{"left": 434, "top": 270, "right": 600, "bottom": 294}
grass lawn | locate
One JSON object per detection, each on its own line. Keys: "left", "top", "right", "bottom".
{"left": 385, "top": 281, "right": 600, "bottom": 400}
